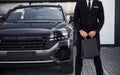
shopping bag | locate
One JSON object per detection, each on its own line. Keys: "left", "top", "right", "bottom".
{"left": 81, "top": 38, "right": 99, "bottom": 59}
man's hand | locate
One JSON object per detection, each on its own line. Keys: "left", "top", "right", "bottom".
{"left": 79, "top": 30, "right": 88, "bottom": 38}
{"left": 88, "top": 31, "right": 97, "bottom": 38}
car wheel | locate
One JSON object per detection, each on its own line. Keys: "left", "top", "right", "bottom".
{"left": 60, "top": 61, "right": 73, "bottom": 73}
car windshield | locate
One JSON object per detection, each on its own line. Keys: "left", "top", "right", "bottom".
{"left": 6, "top": 6, "right": 64, "bottom": 22}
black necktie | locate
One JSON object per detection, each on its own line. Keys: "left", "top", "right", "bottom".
{"left": 88, "top": 0, "right": 91, "bottom": 9}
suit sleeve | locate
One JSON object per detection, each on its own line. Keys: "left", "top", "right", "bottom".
{"left": 73, "top": 2, "right": 82, "bottom": 32}
{"left": 96, "top": 1, "right": 105, "bottom": 33}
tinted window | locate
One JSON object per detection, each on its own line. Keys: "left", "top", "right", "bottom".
{"left": 7, "top": 7, "right": 64, "bottom": 22}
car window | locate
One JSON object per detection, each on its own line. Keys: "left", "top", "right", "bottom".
{"left": 7, "top": 7, "right": 64, "bottom": 22}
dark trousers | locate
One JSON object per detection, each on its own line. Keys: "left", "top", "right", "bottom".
{"left": 75, "top": 34, "right": 103, "bottom": 75}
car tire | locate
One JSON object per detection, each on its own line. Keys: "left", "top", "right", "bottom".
{"left": 60, "top": 41, "right": 74, "bottom": 73}
{"left": 60, "top": 61, "right": 73, "bottom": 73}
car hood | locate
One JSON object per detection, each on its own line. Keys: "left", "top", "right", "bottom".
{"left": 0, "top": 22, "right": 67, "bottom": 35}
{"left": 0, "top": 21, "right": 66, "bottom": 29}
{"left": 0, "top": 28, "right": 52, "bottom": 36}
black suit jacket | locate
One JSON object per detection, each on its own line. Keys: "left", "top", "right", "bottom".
{"left": 74, "top": 0, "right": 104, "bottom": 34}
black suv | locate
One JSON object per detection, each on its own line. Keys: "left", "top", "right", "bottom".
{"left": 0, "top": 5, "right": 73, "bottom": 73}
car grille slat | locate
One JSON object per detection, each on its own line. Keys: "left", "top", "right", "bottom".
{"left": 0, "top": 36, "right": 50, "bottom": 50}
{"left": 0, "top": 41, "right": 46, "bottom": 45}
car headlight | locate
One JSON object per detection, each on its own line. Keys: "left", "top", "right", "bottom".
{"left": 56, "top": 28, "right": 68, "bottom": 38}
{"left": 49, "top": 28, "right": 68, "bottom": 41}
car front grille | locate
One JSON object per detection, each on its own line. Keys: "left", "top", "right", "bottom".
{"left": 0, "top": 35, "right": 56, "bottom": 51}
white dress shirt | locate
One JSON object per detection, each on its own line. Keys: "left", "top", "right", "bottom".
{"left": 86, "top": 0, "right": 93, "bottom": 8}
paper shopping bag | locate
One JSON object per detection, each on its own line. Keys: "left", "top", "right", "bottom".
{"left": 81, "top": 38, "right": 99, "bottom": 59}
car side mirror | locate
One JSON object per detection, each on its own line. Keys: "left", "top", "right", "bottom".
{"left": 69, "top": 16, "right": 74, "bottom": 28}
{"left": 69, "top": 15, "right": 74, "bottom": 24}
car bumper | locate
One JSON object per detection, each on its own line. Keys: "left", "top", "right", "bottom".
{"left": 0, "top": 39, "right": 72, "bottom": 64}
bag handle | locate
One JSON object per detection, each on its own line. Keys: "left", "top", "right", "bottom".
{"left": 84, "top": 37, "right": 95, "bottom": 40}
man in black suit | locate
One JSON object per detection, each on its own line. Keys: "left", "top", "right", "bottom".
{"left": 74, "top": 0, "right": 104, "bottom": 75}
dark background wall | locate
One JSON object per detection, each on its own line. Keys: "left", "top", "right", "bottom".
{"left": 115, "top": 0, "right": 120, "bottom": 46}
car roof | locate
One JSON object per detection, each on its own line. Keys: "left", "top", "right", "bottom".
{"left": 13, "top": 4, "right": 62, "bottom": 10}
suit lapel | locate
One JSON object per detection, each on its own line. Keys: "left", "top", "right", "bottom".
{"left": 82, "top": 0, "right": 90, "bottom": 12}
{"left": 84, "top": 0, "right": 88, "bottom": 9}
{"left": 91, "top": 0, "right": 100, "bottom": 14}
{"left": 91, "top": 0, "right": 95, "bottom": 9}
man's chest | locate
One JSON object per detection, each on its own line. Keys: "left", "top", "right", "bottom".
{"left": 79, "top": 1, "right": 100, "bottom": 14}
